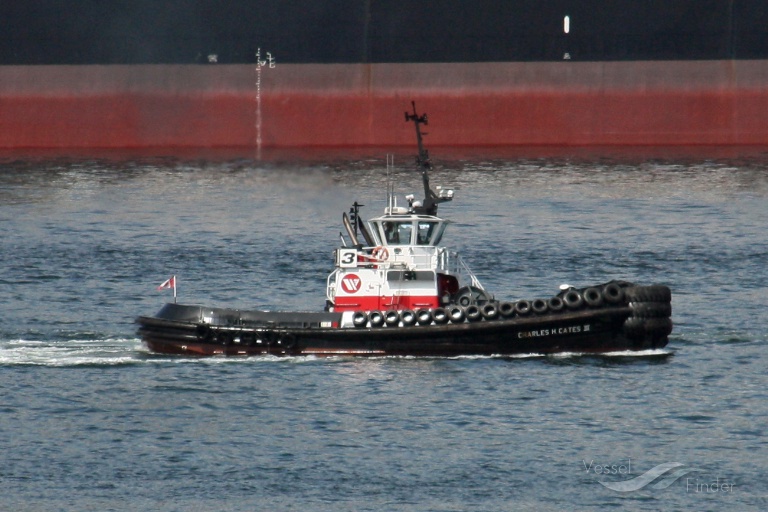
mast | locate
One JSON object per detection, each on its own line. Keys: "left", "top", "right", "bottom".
{"left": 405, "top": 101, "right": 452, "bottom": 216}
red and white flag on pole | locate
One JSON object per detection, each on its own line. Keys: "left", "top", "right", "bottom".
{"left": 157, "top": 275, "right": 177, "bottom": 302}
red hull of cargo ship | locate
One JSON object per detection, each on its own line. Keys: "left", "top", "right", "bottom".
{"left": 2, "top": 61, "right": 768, "bottom": 149}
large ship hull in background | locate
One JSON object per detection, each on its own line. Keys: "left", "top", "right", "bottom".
{"left": 2, "top": 1, "right": 767, "bottom": 149}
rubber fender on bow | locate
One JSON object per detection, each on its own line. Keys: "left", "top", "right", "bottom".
{"left": 416, "top": 308, "right": 433, "bottom": 325}
{"left": 603, "top": 283, "right": 625, "bottom": 304}
{"left": 352, "top": 311, "right": 369, "bottom": 328}
{"left": 448, "top": 305, "right": 465, "bottom": 323}
{"left": 630, "top": 302, "right": 672, "bottom": 318}
{"left": 514, "top": 300, "right": 532, "bottom": 316}
{"left": 432, "top": 308, "right": 449, "bottom": 324}
{"left": 583, "top": 288, "right": 604, "bottom": 307}
{"left": 531, "top": 298, "right": 548, "bottom": 315}
{"left": 465, "top": 305, "right": 482, "bottom": 322}
{"left": 644, "top": 317, "right": 673, "bottom": 338}
{"left": 625, "top": 285, "right": 672, "bottom": 303}
{"left": 384, "top": 310, "right": 401, "bottom": 327}
{"left": 623, "top": 316, "right": 673, "bottom": 342}
{"left": 499, "top": 301, "right": 516, "bottom": 318}
{"left": 368, "top": 310, "right": 385, "bottom": 328}
{"left": 547, "top": 296, "right": 565, "bottom": 313}
{"left": 481, "top": 303, "right": 500, "bottom": 320}
{"left": 563, "top": 290, "right": 584, "bottom": 310}
{"left": 400, "top": 309, "right": 417, "bottom": 327}
{"left": 622, "top": 317, "right": 646, "bottom": 340}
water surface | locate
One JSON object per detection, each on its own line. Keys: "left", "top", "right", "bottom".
{"left": 1, "top": 147, "right": 766, "bottom": 511}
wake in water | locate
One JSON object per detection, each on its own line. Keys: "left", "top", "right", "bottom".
{"left": 0, "top": 338, "right": 145, "bottom": 366}
{"left": 0, "top": 338, "right": 333, "bottom": 366}
{"left": 0, "top": 337, "right": 673, "bottom": 367}
{"left": 546, "top": 348, "right": 673, "bottom": 358}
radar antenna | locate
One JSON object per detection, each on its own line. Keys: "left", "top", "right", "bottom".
{"left": 405, "top": 101, "right": 452, "bottom": 215}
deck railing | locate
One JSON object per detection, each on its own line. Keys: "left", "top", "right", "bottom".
{"left": 327, "top": 246, "right": 487, "bottom": 304}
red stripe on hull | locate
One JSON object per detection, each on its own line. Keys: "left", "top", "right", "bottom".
{"left": 334, "top": 295, "right": 440, "bottom": 312}
{"left": 2, "top": 62, "right": 768, "bottom": 148}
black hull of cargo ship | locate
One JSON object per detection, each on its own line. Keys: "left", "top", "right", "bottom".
{"left": 137, "top": 285, "right": 672, "bottom": 357}
{"left": 2, "top": 1, "right": 767, "bottom": 149}
{"left": 3, "top": 1, "right": 766, "bottom": 65}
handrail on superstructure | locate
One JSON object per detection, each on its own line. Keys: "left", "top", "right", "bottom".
{"left": 436, "top": 249, "right": 486, "bottom": 291}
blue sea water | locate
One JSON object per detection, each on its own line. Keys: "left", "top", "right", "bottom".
{"left": 0, "top": 147, "right": 766, "bottom": 511}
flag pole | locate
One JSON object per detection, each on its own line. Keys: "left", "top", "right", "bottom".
{"left": 158, "top": 275, "right": 178, "bottom": 303}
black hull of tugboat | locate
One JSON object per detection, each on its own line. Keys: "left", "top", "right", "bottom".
{"left": 136, "top": 285, "right": 673, "bottom": 357}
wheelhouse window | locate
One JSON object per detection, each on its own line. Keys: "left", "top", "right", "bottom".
{"left": 381, "top": 221, "right": 413, "bottom": 245}
{"left": 387, "top": 270, "right": 436, "bottom": 282}
{"left": 372, "top": 218, "right": 447, "bottom": 246}
{"left": 431, "top": 222, "right": 447, "bottom": 245}
{"left": 417, "top": 221, "right": 437, "bottom": 245}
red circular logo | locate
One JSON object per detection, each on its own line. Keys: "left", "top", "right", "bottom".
{"left": 340, "top": 274, "right": 362, "bottom": 294}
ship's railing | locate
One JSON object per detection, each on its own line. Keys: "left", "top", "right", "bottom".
{"left": 364, "top": 246, "right": 437, "bottom": 270}
{"left": 435, "top": 248, "right": 486, "bottom": 291}
{"left": 326, "top": 268, "right": 340, "bottom": 303}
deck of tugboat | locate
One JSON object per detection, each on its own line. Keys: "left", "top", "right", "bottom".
{"left": 136, "top": 297, "right": 645, "bottom": 358}
{"left": 140, "top": 301, "right": 632, "bottom": 331}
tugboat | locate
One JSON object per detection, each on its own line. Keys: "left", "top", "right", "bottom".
{"left": 137, "top": 103, "right": 673, "bottom": 357}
